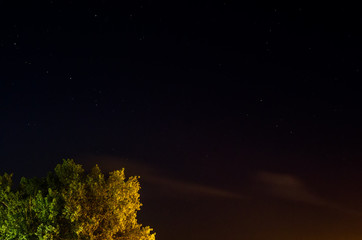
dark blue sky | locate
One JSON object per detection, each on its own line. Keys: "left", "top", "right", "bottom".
{"left": 2, "top": 2, "right": 362, "bottom": 239}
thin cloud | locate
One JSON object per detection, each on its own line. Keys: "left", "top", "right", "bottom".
{"left": 80, "top": 155, "right": 245, "bottom": 199}
{"left": 145, "top": 175, "right": 245, "bottom": 199}
{"left": 256, "top": 171, "right": 326, "bottom": 205}
{"left": 255, "top": 171, "right": 361, "bottom": 216}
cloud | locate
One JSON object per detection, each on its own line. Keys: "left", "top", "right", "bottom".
{"left": 255, "top": 171, "right": 361, "bottom": 216}
{"left": 80, "top": 155, "right": 245, "bottom": 199}
{"left": 256, "top": 171, "right": 326, "bottom": 205}
{"left": 145, "top": 175, "right": 245, "bottom": 199}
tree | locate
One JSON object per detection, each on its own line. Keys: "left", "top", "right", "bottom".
{"left": 0, "top": 159, "right": 156, "bottom": 240}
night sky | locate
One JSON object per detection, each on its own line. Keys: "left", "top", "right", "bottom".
{"left": 2, "top": 2, "right": 362, "bottom": 239}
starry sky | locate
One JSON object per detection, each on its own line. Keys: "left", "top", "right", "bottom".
{"left": 2, "top": 2, "right": 362, "bottom": 239}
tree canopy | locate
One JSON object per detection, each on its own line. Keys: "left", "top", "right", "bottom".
{"left": 0, "top": 159, "right": 155, "bottom": 240}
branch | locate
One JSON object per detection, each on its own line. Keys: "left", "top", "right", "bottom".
{"left": 1, "top": 201, "right": 8, "bottom": 208}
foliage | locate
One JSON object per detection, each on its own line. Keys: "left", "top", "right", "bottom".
{"left": 0, "top": 159, "right": 156, "bottom": 240}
